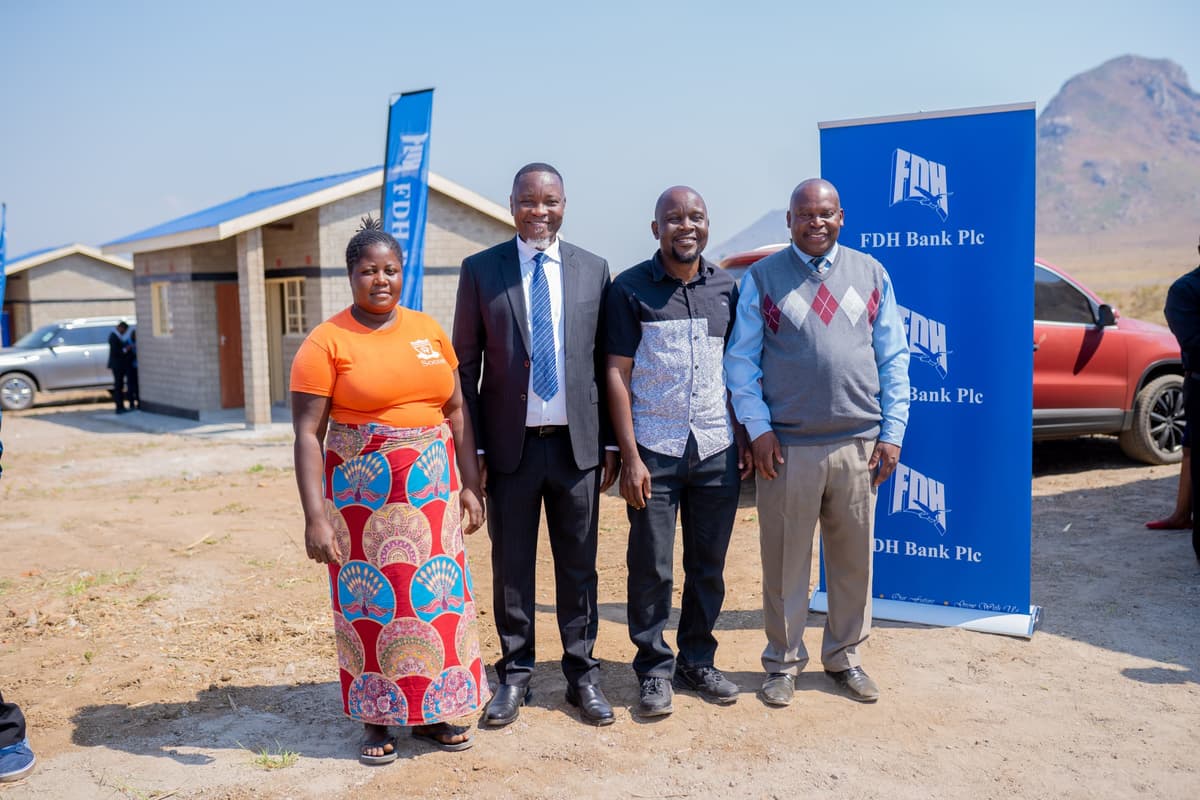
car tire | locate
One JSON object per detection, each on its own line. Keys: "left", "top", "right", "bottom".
{"left": 1119, "top": 374, "right": 1185, "bottom": 465}
{"left": 0, "top": 372, "right": 36, "bottom": 411}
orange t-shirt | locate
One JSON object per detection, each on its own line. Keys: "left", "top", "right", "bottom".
{"left": 289, "top": 307, "right": 458, "bottom": 428}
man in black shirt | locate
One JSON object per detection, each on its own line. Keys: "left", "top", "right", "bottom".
{"left": 606, "top": 187, "right": 750, "bottom": 717}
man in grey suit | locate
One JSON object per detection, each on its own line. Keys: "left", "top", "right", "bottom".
{"left": 453, "top": 163, "right": 618, "bottom": 727}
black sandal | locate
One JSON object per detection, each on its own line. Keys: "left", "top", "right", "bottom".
{"left": 359, "top": 732, "right": 398, "bottom": 765}
{"left": 412, "top": 722, "right": 473, "bottom": 752}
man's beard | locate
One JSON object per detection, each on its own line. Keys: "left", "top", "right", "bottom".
{"left": 528, "top": 236, "right": 552, "bottom": 251}
{"left": 671, "top": 245, "right": 701, "bottom": 264}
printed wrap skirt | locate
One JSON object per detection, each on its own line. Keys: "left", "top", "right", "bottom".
{"left": 323, "top": 420, "right": 490, "bottom": 725}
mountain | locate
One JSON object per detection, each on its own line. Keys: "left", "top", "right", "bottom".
{"left": 711, "top": 57, "right": 1199, "bottom": 288}
{"left": 1037, "top": 55, "right": 1200, "bottom": 236}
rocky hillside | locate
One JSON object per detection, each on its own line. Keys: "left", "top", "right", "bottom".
{"left": 1038, "top": 55, "right": 1200, "bottom": 236}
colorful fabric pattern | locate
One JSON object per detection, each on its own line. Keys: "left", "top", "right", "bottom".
{"left": 325, "top": 420, "right": 490, "bottom": 725}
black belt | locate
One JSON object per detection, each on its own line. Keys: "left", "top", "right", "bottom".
{"left": 527, "top": 425, "right": 568, "bottom": 437}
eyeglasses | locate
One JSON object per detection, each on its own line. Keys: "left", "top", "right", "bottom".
{"left": 792, "top": 210, "right": 840, "bottom": 223}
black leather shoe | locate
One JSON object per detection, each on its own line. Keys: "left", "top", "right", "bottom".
{"left": 824, "top": 666, "right": 880, "bottom": 702}
{"left": 565, "top": 683, "right": 615, "bottom": 726}
{"left": 484, "top": 683, "right": 531, "bottom": 727}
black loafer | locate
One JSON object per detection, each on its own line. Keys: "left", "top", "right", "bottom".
{"left": 565, "top": 683, "right": 615, "bottom": 726}
{"left": 484, "top": 683, "right": 532, "bottom": 727}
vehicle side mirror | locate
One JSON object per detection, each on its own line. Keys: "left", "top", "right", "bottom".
{"left": 1096, "top": 304, "right": 1116, "bottom": 327}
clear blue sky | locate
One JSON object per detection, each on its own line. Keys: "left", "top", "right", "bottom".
{"left": 2, "top": 0, "right": 1197, "bottom": 270}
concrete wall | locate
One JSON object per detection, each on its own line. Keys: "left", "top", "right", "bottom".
{"left": 133, "top": 243, "right": 232, "bottom": 415}
{"left": 263, "top": 208, "right": 319, "bottom": 273}
{"left": 133, "top": 275, "right": 224, "bottom": 415}
{"left": 3, "top": 254, "right": 134, "bottom": 338}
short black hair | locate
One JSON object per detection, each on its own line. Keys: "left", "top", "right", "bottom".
{"left": 512, "top": 162, "right": 564, "bottom": 192}
{"left": 345, "top": 215, "right": 403, "bottom": 273}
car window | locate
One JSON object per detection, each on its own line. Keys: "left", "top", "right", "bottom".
{"left": 55, "top": 326, "right": 111, "bottom": 346}
{"left": 11, "top": 324, "right": 60, "bottom": 349}
{"left": 1034, "top": 266, "right": 1095, "bottom": 325}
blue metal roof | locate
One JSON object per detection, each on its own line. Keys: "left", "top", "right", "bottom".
{"left": 104, "top": 165, "right": 381, "bottom": 247}
{"left": 7, "top": 244, "right": 66, "bottom": 265}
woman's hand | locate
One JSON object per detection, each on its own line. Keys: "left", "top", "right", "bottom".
{"left": 459, "top": 486, "right": 485, "bottom": 534}
{"left": 304, "top": 516, "right": 344, "bottom": 564}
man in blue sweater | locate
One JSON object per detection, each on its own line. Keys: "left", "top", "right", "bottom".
{"left": 1163, "top": 234, "right": 1200, "bottom": 563}
{"left": 725, "top": 179, "right": 910, "bottom": 706}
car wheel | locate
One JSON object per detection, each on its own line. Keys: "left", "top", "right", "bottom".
{"left": 1119, "top": 374, "right": 1185, "bottom": 465}
{"left": 0, "top": 373, "right": 36, "bottom": 411}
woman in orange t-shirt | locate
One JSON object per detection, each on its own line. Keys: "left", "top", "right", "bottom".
{"left": 290, "top": 217, "right": 489, "bottom": 764}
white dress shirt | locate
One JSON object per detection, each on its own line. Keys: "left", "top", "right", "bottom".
{"left": 515, "top": 235, "right": 569, "bottom": 426}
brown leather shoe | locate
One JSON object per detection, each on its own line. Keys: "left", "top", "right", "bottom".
{"left": 824, "top": 666, "right": 880, "bottom": 702}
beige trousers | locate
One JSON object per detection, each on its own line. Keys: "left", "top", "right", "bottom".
{"left": 757, "top": 437, "right": 876, "bottom": 674}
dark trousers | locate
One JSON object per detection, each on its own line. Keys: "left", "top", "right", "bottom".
{"left": 1188, "top": 378, "right": 1200, "bottom": 560}
{"left": 487, "top": 429, "right": 601, "bottom": 688}
{"left": 111, "top": 365, "right": 129, "bottom": 411}
{"left": 127, "top": 366, "right": 139, "bottom": 408}
{"left": 626, "top": 438, "right": 740, "bottom": 678}
{"left": 0, "top": 691, "right": 26, "bottom": 748}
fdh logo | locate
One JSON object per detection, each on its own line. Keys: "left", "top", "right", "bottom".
{"left": 890, "top": 149, "right": 951, "bottom": 221}
{"left": 898, "top": 305, "right": 950, "bottom": 379}
{"left": 890, "top": 463, "right": 949, "bottom": 536}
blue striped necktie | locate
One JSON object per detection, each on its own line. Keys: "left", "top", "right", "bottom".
{"left": 530, "top": 251, "right": 559, "bottom": 401}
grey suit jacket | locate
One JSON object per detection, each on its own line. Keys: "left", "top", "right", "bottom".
{"left": 452, "top": 238, "right": 612, "bottom": 475}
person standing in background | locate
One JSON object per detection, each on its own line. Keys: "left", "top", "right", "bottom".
{"left": 106, "top": 321, "right": 134, "bottom": 414}
{"left": 1162, "top": 233, "right": 1200, "bottom": 562}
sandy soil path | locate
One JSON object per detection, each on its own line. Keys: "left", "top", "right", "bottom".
{"left": 0, "top": 405, "right": 1196, "bottom": 799}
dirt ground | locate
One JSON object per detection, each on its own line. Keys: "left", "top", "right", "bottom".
{"left": 0, "top": 401, "right": 1197, "bottom": 799}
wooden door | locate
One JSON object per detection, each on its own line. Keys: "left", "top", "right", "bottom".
{"left": 216, "top": 283, "right": 244, "bottom": 409}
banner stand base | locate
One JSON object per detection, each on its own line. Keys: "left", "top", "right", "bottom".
{"left": 810, "top": 591, "right": 1041, "bottom": 639}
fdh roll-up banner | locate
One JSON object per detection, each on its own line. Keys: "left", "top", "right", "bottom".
{"left": 0, "top": 203, "right": 8, "bottom": 347}
{"left": 381, "top": 88, "right": 434, "bottom": 311}
{"left": 813, "top": 103, "right": 1041, "bottom": 638}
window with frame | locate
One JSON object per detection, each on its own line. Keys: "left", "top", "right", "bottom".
{"left": 151, "top": 282, "right": 174, "bottom": 336}
{"left": 1034, "top": 266, "right": 1095, "bottom": 325}
{"left": 282, "top": 278, "right": 306, "bottom": 335}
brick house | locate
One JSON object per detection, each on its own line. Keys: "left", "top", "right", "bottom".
{"left": 101, "top": 167, "right": 514, "bottom": 425}
{"left": 2, "top": 244, "right": 134, "bottom": 344}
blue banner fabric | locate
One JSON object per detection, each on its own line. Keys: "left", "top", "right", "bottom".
{"left": 381, "top": 90, "right": 434, "bottom": 311}
{"left": 0, "top": 203, "right": 7, "bottom": 346}
{"left": 817, "top": 104, "right": 1038, "bottom": 636}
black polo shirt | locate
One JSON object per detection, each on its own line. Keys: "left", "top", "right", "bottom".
{"left": 606, "top": 253, "right": 738, "bottom": 459}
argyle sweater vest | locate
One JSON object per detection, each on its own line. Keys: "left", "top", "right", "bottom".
{"left": 748, "top": 245, "right": 886, "bottom": 446}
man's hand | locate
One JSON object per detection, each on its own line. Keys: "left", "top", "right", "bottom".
{"left": 476, "top": 454, "right": 488, "bottom": 500}
{"left": 599, "top": 450, "right": 620, "bottom": 493}
{"left": 751, "top": 430, "right": 784, "bottom": 479}
{"left": 733, "top": 424, "right": 754, "bottom": 480}
{"left": 868, "top": 441, "right": 901, "bottom": 486}
{"left": 619, "top": 455, "right": 652, "bottom": 509}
